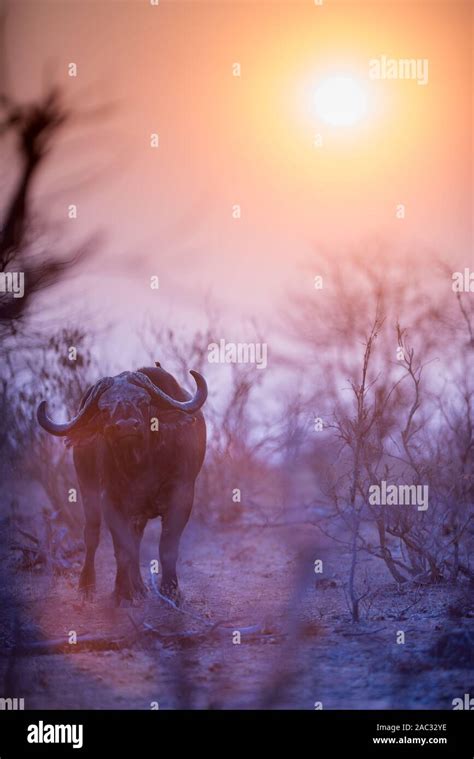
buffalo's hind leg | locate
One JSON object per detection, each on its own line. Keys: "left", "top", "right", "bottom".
{"left": 159, "top": 485, "right": 194, "bottom": 605}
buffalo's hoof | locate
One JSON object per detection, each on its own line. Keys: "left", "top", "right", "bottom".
{"left": 79, "top": 587, "right": 96, "bottom": 603}
{"left": 117, "top": 598, "right": 134, "bottom": 609}
{"left": 113, "top": 579, "right": 148, "bottom": 607}
{"left": 79, "top": 572, "right": 96, "bottom": 602}
{"left": 113, "top": 593, "right": 147, "bottom": 607}
{"left": 160, "top": 582, "right": 182, "bottom": 607}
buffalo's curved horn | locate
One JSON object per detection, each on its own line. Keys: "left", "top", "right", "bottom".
{"left": 37, "top": 377, "right": 114, "bottom": 436}
{"left": 131, "top": 370, "right": 208, "bottom": 414}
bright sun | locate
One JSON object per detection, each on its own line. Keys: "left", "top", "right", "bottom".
{"left": 314, "top": 75, "right": 368, "bottom": 127}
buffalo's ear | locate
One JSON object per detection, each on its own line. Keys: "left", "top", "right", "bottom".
{"left": 155, "top": 361, "right": 161, "bottom": 367}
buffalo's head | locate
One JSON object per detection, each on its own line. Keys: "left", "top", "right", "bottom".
{"left": 37, "top": 368, "right": 207, "bottom": 452}
{"left": 96, "top": 375, "right": 153, "bottom": 446}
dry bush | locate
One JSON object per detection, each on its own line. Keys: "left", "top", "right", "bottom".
{"left": 286, "top": 246, "right": 474, "bottom": 619}
{"left": 2, "top": 327, "right": 100, "bottom": 570}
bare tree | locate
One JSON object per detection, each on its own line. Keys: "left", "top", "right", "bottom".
{"left": 285, "top": 247, "right": 473, "bottom": 620}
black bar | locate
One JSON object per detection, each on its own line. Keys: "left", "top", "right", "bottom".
{"left": 0, "top": 710, "right": 472, "bottom": 757}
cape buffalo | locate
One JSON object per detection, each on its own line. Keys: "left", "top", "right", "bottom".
{"left": 37, "top": 362, "right": 207, "bottom": 605}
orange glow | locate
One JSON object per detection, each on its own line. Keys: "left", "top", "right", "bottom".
{"left": 5, "top": 0, "right": 472, "bottom": 317}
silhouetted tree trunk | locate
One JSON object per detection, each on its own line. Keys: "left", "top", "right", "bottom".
{"left": 0, "top": 89, "right": 70, "bottom": 325}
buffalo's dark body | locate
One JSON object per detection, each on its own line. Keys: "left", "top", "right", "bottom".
{"left": 39, "top": 364, "right": 207, "bottom": 604}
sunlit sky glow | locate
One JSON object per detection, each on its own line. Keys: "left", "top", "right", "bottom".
{"left": 314, "top": 76, "right": 368, "bottom": 126}
{"left": 2, "top": 0, "right": 472, "bottom": 332}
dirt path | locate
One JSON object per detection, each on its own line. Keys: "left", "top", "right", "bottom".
{"left": 1, "top": 517, "right": 472, "bottom": 709}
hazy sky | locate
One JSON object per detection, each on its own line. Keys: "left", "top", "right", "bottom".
{"left": 2, "top": 0, "right": 473, "bottom": 336}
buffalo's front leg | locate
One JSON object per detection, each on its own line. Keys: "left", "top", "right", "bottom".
{"left": 78, "top": 489, "right": 101, "bottom": 599}
{"left": 75, "top": 451, "right": 101, "bottom": 600}
{"left": 159, "top": 485, "right": 194, "bottom": 605}
{"left": 104, "top": 502, "right": 147, "bottom": 604}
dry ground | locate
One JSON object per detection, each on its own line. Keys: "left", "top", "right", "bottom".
{"left": 1, "top": 510, "right": 472, "bottom": 710}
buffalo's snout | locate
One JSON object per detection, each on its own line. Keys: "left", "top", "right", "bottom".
{"left": 104, "top": 417, "right": 142, "bottom": 440}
